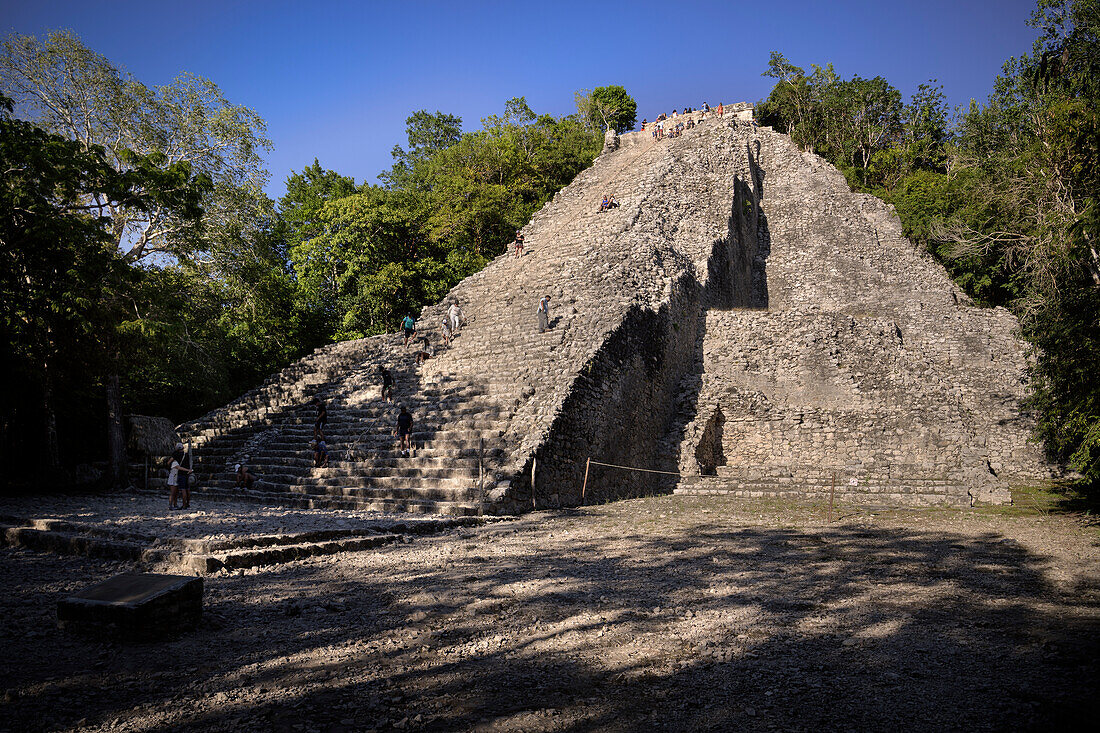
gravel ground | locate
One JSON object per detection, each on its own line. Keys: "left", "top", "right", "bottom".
{"left": 0, "top": 494, "right": 457, "bottom": 541}
{"left": 1, "top": 494, "right": 1098, "bottom": 732}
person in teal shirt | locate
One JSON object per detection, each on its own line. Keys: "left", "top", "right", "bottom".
{"left": 402, "top": 314, "right": 417, "bottom": 347}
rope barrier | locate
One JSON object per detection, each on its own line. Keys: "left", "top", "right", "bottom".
{"left": 587, "top": 460, "right": 680, "bottom": 476}
{"left": 581, "top": 457, "right": 681, "bottom": 504}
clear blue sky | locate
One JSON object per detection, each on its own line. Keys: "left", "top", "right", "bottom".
{"left": 3, "top": 0, "right": 1038, "bottom": 198}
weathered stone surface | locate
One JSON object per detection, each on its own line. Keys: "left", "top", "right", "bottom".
{"left": 57, "top": 573, "right": 203, "bottom": 639}
{"left": 671, "top": 127, "right": 1051, "bottom": 506}
{"left": 175, "top": 109, "right": 1052, "bottom": 512}
{"left": 602, "top": 128, "right": 619, "bottom": 152}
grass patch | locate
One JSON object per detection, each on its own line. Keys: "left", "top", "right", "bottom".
{"left": 1006, "top": 480, "right": 1100, "bottom": 517}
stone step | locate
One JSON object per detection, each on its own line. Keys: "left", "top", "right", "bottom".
{"left": 199, "top": 478, "right": 482, "bottom": 502}
{"left": 672, "top": 485, "right": 969, "bottom": 507}
{"left": 191, "top": 485, "right": 481, "bottom": 516}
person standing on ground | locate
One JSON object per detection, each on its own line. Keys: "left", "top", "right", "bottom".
{"left": 402, "top": 314, "right": 417, "bottom": 347}
{"left": 313, "top": 397, "right": 327, "bottom": 440}
{"left": 448, "top": 300, "right": 463, "bottom": 335}
{"left": 395, "top": 406, "right": 413, "bottom": 457}
{"left": 717, "top": 102, "right": 723, "bottom": 117}
{"left": 380, "top": 366, "right": 394, "bottom": 402}
{"left": 167, "top": 443, "right": 192, "bottom": 510}
{"left": 537, "top": 295, "right": 551, "bottom": 333}
{"left": 513, "top": 231, "right": 525, "bottom": 258}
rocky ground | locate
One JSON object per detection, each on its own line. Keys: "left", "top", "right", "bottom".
{"left": 1, "top": 493, "right": 1098, "bottom": 732}
{"left": 0, "top": 494, "right": 476, "bottom": 541}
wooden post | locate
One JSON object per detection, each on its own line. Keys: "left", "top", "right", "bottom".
{"left": 477, "top": 437, "right": 485, "bottom": 517}
{"left": 581, "top": 457, "right": 591, "bottom": 505}
{"left": 828, "top": 472, "right": 836, "bottom": 523}
{"left": 531, "top": 456, "right": 537, "bottom": 510}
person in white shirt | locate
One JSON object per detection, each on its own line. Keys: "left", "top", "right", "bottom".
{"left": 448, "top": 300, "right": 463, "bottom": 335}
{"left": 167, "top": 443, "right": 193, "bottom": 510}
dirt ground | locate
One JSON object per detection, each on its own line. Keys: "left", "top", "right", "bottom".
{"left": 1, "top": 494, "right": 1098, "bottom": 732}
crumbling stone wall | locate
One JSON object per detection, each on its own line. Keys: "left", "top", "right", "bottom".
{"left": 480, "top": 121, "right": 764, "bottom": 511}
{"left": 672, "top": 127, "right": 1052, "bottom": 506}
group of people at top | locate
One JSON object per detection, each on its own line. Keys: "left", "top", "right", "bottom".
{"left": 640, "top": 102, "right": 723, "bottom": 141}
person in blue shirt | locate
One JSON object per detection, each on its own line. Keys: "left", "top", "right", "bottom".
{"left": 401, "top": 314, "right": 417, "bottom": 347}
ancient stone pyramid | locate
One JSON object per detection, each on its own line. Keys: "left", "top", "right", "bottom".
{"left": 178, "top": 107, "right": 1051, "bottom": 513}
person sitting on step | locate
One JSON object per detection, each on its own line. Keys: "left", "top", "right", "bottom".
{"left": 598, "top": 194, "right": 610, "bottom": 212}
{"left": 313, "top": 439, "right": 329, "bottom": 468}
{"left": 414, "top": 336, "right": 434, "bottom": 365}
{"left": 234, "top": 462, "right": 255, "bottom": 489}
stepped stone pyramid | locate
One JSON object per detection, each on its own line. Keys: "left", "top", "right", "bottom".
{"left": 179, "top": 105, "right": 1051, "bottom": 513}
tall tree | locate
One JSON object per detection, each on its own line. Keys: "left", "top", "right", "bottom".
{"left": 381, "top": 110, "right": 462, "bottom": 189}
{"left": 575, "top": 86, "right": 638, "bottom": 132}
{"left": 1, "top": 30, "right": 271, "bottom": 485}
{"left": 0, "top": 96, "right": 204, "bottom": 483}
{"left": 1, "top": 31, "right": 271, "bottom": 262}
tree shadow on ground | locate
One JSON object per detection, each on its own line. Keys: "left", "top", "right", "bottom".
{"left": 3, "top": 514, "right": 1098, "bottom": 732}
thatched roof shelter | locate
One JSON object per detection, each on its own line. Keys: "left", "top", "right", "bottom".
{"left": 127, "top": 415, "right": 178, "bottom": 456}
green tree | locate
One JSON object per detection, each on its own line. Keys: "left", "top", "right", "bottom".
{"left": 1, "top": 30, "right": 275, "bottom": 485}
{"left": 576, "top": 85, "right": 638, "bottom": 132}
{"left": 381, "top": 110, "right": 463, "bottom": 189}
{"left": 903, "top": 81, "right": 950, "bottom": 170}
{"left": 1, "top": 30, "right": 270, "bottom": 262}
{"left": 938, "top": 0, "right": 1100, "bottom": 482}
{"left": 287, "top": 97, "right": 600, "bottom": 342}
{"left": 0, "top": 97, "right": 205, "bottom": 482}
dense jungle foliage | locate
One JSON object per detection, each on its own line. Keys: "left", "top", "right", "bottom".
{"left": 757, "top": 0, "right": 1099, "bottom": 486}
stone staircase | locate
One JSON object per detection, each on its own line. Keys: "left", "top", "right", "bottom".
{"left": 178, "top": 116, "right": 761, "bottom": 513}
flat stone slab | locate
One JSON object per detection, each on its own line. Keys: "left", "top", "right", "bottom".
{"left": 57, "top": 573, "right": 203, "bottom": 639}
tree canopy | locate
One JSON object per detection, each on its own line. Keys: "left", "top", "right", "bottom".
{"left": 576, "top": 86, "right": 638, "bottom": 132}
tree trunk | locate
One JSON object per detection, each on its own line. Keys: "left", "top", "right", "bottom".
{"left": 106, "top": 373, "right": 127, "bottom": 488}
{"left": 42, "top": 374, "right": 62, "bottom": 474}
